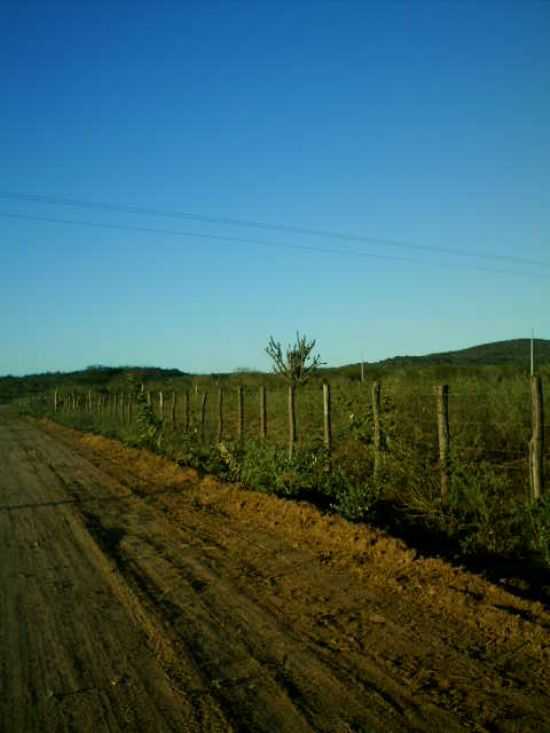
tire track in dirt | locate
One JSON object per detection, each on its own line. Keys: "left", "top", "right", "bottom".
{"left": 3, "top": 414, "right": 550, "bottom": 732}
{"left": 21, "top": 421, "right": 448, "bottom": 731}
{"left": 0, "top": 417, "right": 232, "bottom": 732}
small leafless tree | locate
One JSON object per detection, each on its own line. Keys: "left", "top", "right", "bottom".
{"left": 265, "top": 332, "right": 323, "bottom": 385}
{"left": 265, "top": 333, "right": 323, "bottom": 458}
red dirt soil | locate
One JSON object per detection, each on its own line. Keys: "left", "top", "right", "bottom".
{"left": 1, "top": 412, "right": 549, "bottom": 732}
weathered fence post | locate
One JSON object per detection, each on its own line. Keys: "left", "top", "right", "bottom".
{"left": 171, "top": 391, "right": 177, "bottom": 426}
{"left": 288, "top": 383, "right": 297, "bottom": 460}
{"left": 146, "top": 391, "right": 151, "bottom": 408}
{"left": 436, "top": 384, "right": 450, "bottom": 502}
{"left": 53, "top": 389, "right": 58, "bottom": 413}
{"left": 127, "top": 394, "right": 132, "bottom": 423}
{"left": 372, "top": 381, "right": 382, "bottom": 480}
{"left": 158, "top": 391, "right": 164, "bottom": 421}
{"left": 530, "top": 375, "right": 544, "bottom": 500}
{"left": 199, "top": 392, "right": 207, "bottom": 442}
{"left": 217, "top": 387, "right": 224, "bottom": 443}
{"left": 259, "top": 385, "right": 267, "bottom": 439}
{"left": 184, "top": 390, "right": 190, "bottom": 432}
{"left": 323, "top": 381, "right": 332, "bottom": 453}
{"left": 237, "top": 386, "right": 244, "bottom": 442}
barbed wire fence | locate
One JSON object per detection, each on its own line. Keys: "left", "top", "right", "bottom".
{"left": 35, "top": 374, "right": 547, "bottom": 503}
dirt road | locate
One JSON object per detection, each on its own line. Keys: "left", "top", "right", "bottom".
{"left": 1, "top": 413, "right": 549, "bottom": 732}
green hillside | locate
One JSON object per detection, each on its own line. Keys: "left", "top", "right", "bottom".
{"left": 0, "top": 365, "right": 188, "bottom": 403}
{"left": 2, "top": 339, "right": 549, "bottom": 403}
{"left": 333, "top": 338, "right": 550, "bottom": 377}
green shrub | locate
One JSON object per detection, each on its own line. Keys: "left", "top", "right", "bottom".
{"left": 520, "top": 496, "right": 550, "bottom": 566}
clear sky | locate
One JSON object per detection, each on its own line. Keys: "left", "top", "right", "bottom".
{"left": 1, "top": 0, "right": 549, "bottom": 376}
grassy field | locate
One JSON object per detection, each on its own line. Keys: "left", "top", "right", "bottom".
{"left": 18, "top": 358, "right": 550, "bottom": 578}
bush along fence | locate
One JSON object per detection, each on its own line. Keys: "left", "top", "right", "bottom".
{"left": 34, "top": 374, "right": 549, "bottom": 565}
{"left": 48, "top": 377, "right": 546, "bottom": 500}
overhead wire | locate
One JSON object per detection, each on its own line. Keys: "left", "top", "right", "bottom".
{"left": 1, "top": 189, "right": 549, "bottom": 269}
{"left": 1, "top": 210, "right": 549, "bottom": 280}
{"left": 0, "top": 211, "right": 420, "bottom": 264}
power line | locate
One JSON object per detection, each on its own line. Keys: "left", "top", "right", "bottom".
{"left": 2, "top": 210, "right": 549, "bottom": 280}
{"left": 0, "top": 212, "right": 420, "bottom": 264}
{"left": 1, "top": 190, "right": 548, "bottom": 269}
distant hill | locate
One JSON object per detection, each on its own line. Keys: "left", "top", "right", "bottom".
{"left": 0, "top": 365, "right": 189, "bottom": 402}
{"left": 378, "top": 338, "right": 550, "bottom": 367}
{"left": 335, "top": 339, "right": 550, "bottom": 375}
{"left": 327, "top": 339, "right": 550, "bottom": 377}
{"left": 2, "top": 339, "right": 549, "bottom": 403}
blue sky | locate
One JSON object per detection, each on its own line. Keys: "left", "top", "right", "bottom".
{"left": 1, "top": 0, "right": 549, "bottom": 375}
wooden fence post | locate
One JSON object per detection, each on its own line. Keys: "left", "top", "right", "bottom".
{"left": 184, "top": 391, "right": 190, "bottom": 432}
{"left": 171, "top": 391, "right": 177, "bottom": 426}
{"left": 199, "top": 392, "right": 207, "bottom": 442}
{"left": 372, "top": 382, "right": 382, "bottom": 480}
{"left": 217, "top": 387, "right": 224, "bottom": 443}
{"left": 159, "top": 391, "right": 164, "bottom": 421}
{"left": 53, "top": 389, "right": 58, "bottom": 413}
{"left": 237, "top": 386, "right": 244, "bottom": 442}
{"left": 288, "top": 383, "right": 296, "bottom": 460}
{"left": 530, "top": 376, "right": 544, "bottom": 500}
{"left": 436, "top": 384, "right": 450, "bottom": 502}
{"left": 259, "top": 385, "right": 267, "bottom": 439}
{"left": 127, "top": 394, "right": 133, "bottom": 423}
{"left": 323, "top": 381, "right": 332, "bottom": 453}
{"left": 146, "top": 391, "right": 151, "bottom": 408}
